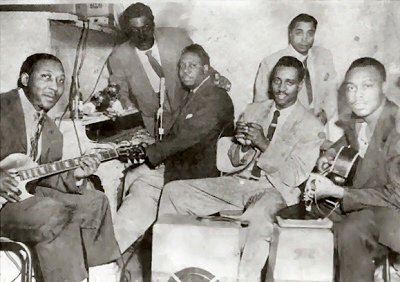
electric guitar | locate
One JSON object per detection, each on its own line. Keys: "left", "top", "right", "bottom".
{"left": 0, "top": 142, "right": 146, "bottom": 205}
{"left": 304, "top": 146, "right": 362, "bottom": 211}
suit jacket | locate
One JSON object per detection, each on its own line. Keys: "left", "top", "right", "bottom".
{"left": 145, "top": 78, "right": 234, "bottom": 184}
{"left": 330, "top": 99, "right": 400, "bottom": 211}
{"left": 0, "top": 89, "right": 78, "bottom": 194}
{"left": 254, "top": 45, "right": 337, "bottom": 120}
{"left": 107, "top": 27, "right": 193, "bottom": 136}
{"left": 223, "top": 100, "right": 325, "bottom": 204}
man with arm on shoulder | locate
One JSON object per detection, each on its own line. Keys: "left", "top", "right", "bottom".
{"left": 254, "top": 13, "right": 337, "bottom": 132}
{"left": 158, "top": 56, "right": 325, "bottom": 282}
{"left": 113, "top": 44, "right": 234, "bottom": 258}
{"left": 108, "top": 2, "right": 230, "bottom": 138}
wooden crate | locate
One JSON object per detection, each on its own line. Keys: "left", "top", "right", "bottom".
{"left": 267, "top": 225, "right": 334, "bottom": 282}
{"left": 152, "top": 214, "right": 241, "bottom": 282}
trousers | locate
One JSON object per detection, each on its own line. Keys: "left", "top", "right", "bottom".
{"left": 0, "top": 188, "right": 121, "bottom": 282}
{"left": 158, "top": 176, "right": 286, "bottom": 282}
{"left": 278, "top": 202, "right": 400, "bottom": 282}
{"left": 113, "top": 164, "right": 164, "bottom": 253}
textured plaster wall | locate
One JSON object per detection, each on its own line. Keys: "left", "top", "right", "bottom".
{"left": 1, "top": 0, "right": 399, "bottom": 119}
{"left": 137, "top": 0, "right": 400, "bottom": 116}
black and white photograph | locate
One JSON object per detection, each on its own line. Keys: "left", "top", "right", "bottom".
{"left": 0, "top": 1, "right": 399, "bottom": 282}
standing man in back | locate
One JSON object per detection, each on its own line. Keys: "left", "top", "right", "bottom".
{"left": 254, "top": 13, "right": 337, "bottom": 134}
{"left": 108, "top": 2, "right": 230, "bottom": 138}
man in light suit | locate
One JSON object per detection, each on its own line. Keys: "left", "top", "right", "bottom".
{"left": 108, "top": 2, "right": 229, "bottom": 138}
{"left": 254, "top": 13, "right": 337, "bottom": 133}
{"left": 158, "top": 56, "right": 325, "bottom": 282}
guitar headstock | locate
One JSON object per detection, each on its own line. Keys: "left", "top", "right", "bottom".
{"left": 116, "top": 141, "right": 147, "bottom": 164}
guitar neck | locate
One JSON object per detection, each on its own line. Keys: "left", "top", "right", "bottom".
{"left": 17, "top": 149, "right": 119, "bottom": 181}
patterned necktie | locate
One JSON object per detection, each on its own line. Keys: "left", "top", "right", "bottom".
{"left": 145, "top": 50, "right": 164, "bottom": 78}
{"left": 251, "top": 110, "right": 280, "bottom": 179}
{"left": 303, "top": 58, "right": 313, "bottom": 105}
{"left": 30, "top": 111, "right": 45, "bottom": 161}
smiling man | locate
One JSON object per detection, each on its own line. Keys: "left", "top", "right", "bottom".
{"left": 158, "top": 56, "right": 325, "bottom": 282}
{"left": 0, "top": 53, "right": 121, "bottom": 282}
{"left": 254, "top": 13, "right": 337, "bottom": 131}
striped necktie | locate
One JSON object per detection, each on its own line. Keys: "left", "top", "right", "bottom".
{"left": 145, "top": 50, "right": 164, "bottom": 78}
{"left": 250, "top": 110, "right": 280, "bottom": 179}
{"left": 303, "top": 57, "right": 313, "bottom": 105}
{"left": 30, "top": 111, "right": 45, "bottom": 161}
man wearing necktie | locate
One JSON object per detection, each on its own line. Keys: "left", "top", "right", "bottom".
{"left": 158, "top": 56, "right": 325, "bottom": 282}
{"left": 112, "top": 45, "right": 234, "bottom": 275}
{"left": 0, "top": 53, "right": 121, "bottom": 282}
{"left": 253, "top": 13, "right": 338, "bottom": 141}
{"left": 108, "top": 2, "right": 231, "bottom": 138}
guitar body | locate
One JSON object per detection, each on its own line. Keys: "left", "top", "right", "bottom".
{"left": 304, "top": 146, "right": 361, "bottom": 212}
{"left": 327, "top": 146, "right": 361, "bottom": 186}
{"left": 0, "top": 153, "right": 37, "bottom": 205}
{"left": 0, "top": 142, "right": 147, "bottom": 206}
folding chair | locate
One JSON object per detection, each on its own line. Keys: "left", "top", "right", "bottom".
{"left": 0, "top": 237, "right": 33, "bottom": 282}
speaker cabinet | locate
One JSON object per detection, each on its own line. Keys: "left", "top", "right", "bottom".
{"left": 152, "top": 214, "right": 241, "bottom": 282}
{"left": 267, "top": 225, "right": 334, "bottom": 282}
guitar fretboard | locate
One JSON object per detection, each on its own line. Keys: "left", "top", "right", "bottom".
{"left": 17, "top": 149, "right": 119, "bottom": 181}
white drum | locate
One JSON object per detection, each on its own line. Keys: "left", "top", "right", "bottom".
{"left": 152, "top": 214, "right": 242, "bottom": 282}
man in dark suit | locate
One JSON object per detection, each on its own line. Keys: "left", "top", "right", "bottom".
{"left": 0, "top": 53, "right": 121, "bottom": 282}
{"left": 158, "top": 56, "right": 325, "bottom": 282}
{"left": 107, "top": 2, "right": 230, "bottom": 138}
{"left": 113, "top": 44, "right": 234, "bottom": 256}
{"left": 279, "top": 57, "right": 400, "bottom": 282}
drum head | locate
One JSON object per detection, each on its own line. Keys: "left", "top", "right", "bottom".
{"left": 168, "top": 267, "right": 219, "bottom": 282}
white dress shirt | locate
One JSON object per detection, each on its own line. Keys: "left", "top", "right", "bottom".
{"left": 136, "top": 41, "right": 162, "bottom": 92}
{"left": 19, "top": 88, "right": 43, "bottom": 161}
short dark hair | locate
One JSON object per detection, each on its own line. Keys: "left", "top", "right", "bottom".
{"left": 18, "top": 53, "right": 63, "bottom": 88}
{"left": 288, "top": 13, "right": 318, "bottom": 32}
{"left": 346, "top": 57, "right": 386, "bottom": 81}
{"left": 120, "top": 2, "right": 154, "bottom": 35}
{"left": 271, "top": 56, "right": 305, "bottom": 82}
{"left": 180, "top": 44, "right": 210, "bottom": 66}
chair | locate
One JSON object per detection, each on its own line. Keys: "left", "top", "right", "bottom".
{"left": 383, "top": 251, "right": 400, "bottom": 282}
{"left": 0, "top": 237, "right": 33, "bottom": 282}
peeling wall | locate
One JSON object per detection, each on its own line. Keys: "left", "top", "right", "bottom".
{"left": 1, "top": 0, "right": 399, "bottom": 120}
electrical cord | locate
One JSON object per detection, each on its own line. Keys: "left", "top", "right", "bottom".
{"left": 4, "top": 251, "right": 23, "bottom": 282}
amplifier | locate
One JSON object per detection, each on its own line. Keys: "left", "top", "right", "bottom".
{"left": 267, "top": 219, "right": 334, "bottom": 282}
{"left": 152, "top": 214, "right": 241, "bottom": 282}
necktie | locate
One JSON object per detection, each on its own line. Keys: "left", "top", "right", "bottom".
{"left": 251, "top": 110, "right": 280, "bottom": 179}
{"left": 303, "top": 58, "right": 313, "bottom": 105}
{"left": 145, "top": 50, "right": 164, "bottom": 78}
{"left": 30, "top": 111, "right": 45, "bottom": 161}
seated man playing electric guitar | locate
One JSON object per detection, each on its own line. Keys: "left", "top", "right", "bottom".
{"left": 0, "top": 53, "right": 121, "bottom": 282}
{"left": 278, "top": 57, "right": 400, "bottom": 282}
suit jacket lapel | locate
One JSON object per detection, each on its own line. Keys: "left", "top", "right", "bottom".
{"left": 2, "top": 91, "right": 28, "bottom": 154}
{"left": 126, "top": 42, "right": 158, "bottom": 116}
{"left": 259, "top": 102, "right": 303, "bottom": 164}
{"left": 352, "top": 100, "right": 394, "bottom": 188}
{"left": 156, "top": 29, "right": 179, "bottom": 114}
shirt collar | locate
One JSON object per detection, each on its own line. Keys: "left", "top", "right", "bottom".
{"left": 18, "top": 88, "right": 39, "bottom": 118}
{"left": 271, "top": 99, "right": 297, "bottom": 126}
{"left": 192, "top": 75, "right": 211, "bottom": 94}
{"left": 288, "top": 44, "right": 312, "bottom": 62}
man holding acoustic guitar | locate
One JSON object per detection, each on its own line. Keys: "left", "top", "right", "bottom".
{"left": 0, "top": 53, "right": 122, "bottom": 282}
{"left": 279, "top": 57, "right": 400, "bottom": 282}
